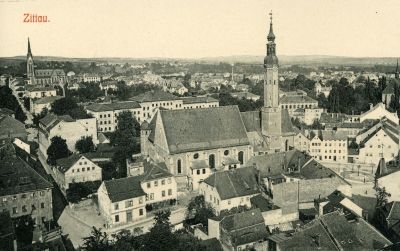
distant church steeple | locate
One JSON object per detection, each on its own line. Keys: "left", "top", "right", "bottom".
{"left": 261, "top": 11, "right": 282, "bottom": 151}
{"left": 27, "top": 37, "right": 35, "bottom": 84}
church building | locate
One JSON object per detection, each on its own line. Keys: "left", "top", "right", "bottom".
{"left": 26, "top": 38, "right": 67, "bottom": 86}
{"left": 140, "top": 14, "right": 297, "bottom": 189}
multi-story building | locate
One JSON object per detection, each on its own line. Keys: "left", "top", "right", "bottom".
{"left": 25, "top": 86, "right": 57, "bottom": 99}
{"left": 86, "top": 101, "right": 142, "bottom": 132}
{"left": 181, "top": 96, "right": 219, "bottom": 109}
{"left": 30, "top": 96, "right": 62, "bottom": 115}
{"left": 293, "top": 131, "right": 310, "bottom": 153}
{"left": 97, "top": 176, "right": 147, "bottom": 227}
{"left": 38, "top": 114, "right": 98, "bottom": 159}
{"left": 0, "top": 152, "right": 53, "bottom": 226}
{"left": 83, "top": 73, "right": 101, "bottom": 83}
{"left": 310, "top": 130, "right": 348, "bottom": 163}
{"left": 86, "top": 91, "right": 220, "bottom": 132}
{"left": 279, "top": 93, "right": 318, "bottom": 114}
{"left": 355, "top": 119, "right": 399, "bottom": 164}
{"left": 199, "top": 167, "right": 260, "bottom": 215}
{"left": 53, "top": 154, "right": 102, "bottom": 194}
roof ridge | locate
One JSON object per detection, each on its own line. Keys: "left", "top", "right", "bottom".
{"left": 226, "top": 171, "right": 239, "bottom": 197}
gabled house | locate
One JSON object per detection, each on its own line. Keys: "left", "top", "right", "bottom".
{"left": 208, "top": 209, "right": 268, "bottom": 251}
{"left": 199, "top": 167, "right": 260, "bottom": 215}
{"left": 98, "top": 176, "right": 146, "bottom": 227}
{"left": 53, "top": 154, "right": 102, "bottom": 194}
{"left": 38, "top": 114, "right": 98, "bottom": 159}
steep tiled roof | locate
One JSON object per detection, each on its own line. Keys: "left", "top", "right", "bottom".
{"left": 103, "top": 176, "right": 146, "bottom": 203}
{"left": 141, "top": 161, "right": 172, "bottom": 182}
{"left": 0, "top": 156, "right": 53, "bottom": 196}
{"left": 39, "top": 114, "right": 74, "bottom": 131}
{"left": 159, "top": 106, "right": 250, "bottom": 154}
{"left": 55, "top": 154, "right": 98, "bottom": 173}
{"left": 203, "top": 167, "right": 259, "bottom": 200}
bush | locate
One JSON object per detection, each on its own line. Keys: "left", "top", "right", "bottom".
{"left": 66, "top": 181, "right": 101, "bottom": 203}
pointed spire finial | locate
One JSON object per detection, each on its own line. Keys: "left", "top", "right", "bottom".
{"left": 267, "top": 11, "right": 275, "bottom": 41}
{"left": 28, "top": 37, "right": 32, "bottom": 55}
{"left": 269, "top": 10, "right": 273, "bottom": 23}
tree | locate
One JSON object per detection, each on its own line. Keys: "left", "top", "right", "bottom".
{"left": 47, "top": 136, "right": 70, "bottom": 165}
{"left": 81, "top": 227, "right": 111, "bottom": 251}
{"left": 75, "top": 136, "right": 95, "bottom": 153}
{"left": 0, "top": 86, "right": 27, "bottom": 122}
{"left": 375, "top": 186, "right": 391, "bottom": 208}
{"left": 51, "top": 96, "right": 79, "bottom": 115}
{"left": 111, "top": 111, "right": 139, "bottom": 177}
{"left": 142, "top": 210, "right": 176, "bottom": 251}
{"left": 186, "top": 195, "right": 215, "bottom": 228}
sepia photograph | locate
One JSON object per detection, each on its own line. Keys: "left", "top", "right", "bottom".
{"left": 1, "top": 0, "right": 400, "bottom": 250}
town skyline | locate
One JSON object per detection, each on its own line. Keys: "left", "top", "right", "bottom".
{"left": 1, "top": 0, "right": 400, "bottom": 59}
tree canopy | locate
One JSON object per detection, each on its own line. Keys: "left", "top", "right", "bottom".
{"left": 75, "top": 136, "right": 95, "bottom": 153}
{"left": 51, "top": 96, "right": 91, "bottom": 119}
{"left": 111, "top": 111, "right": 140, "bottom": 177}
{"left": 0, "top": 86, "right": 27, "bottom": 122}
{"left": 47, "top": 136, "right": 70, "bottom": 165}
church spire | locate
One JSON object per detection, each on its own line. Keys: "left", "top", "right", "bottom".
{"left": 264, "top": 11, "right": 278, "bottom": 67}
{"left": 27, "top": 37, "right": 32, "bottom": 55}
{"left": 267, "top": 11, "right": 275, "bottom": 42}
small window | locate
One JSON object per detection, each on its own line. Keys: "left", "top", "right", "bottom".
{"left": 197, "top": 170, "right": 200, "bottom": 175}
{"left": 168, "top": 189, "right": 172, "bottom": 196}
{"left": 161, "top": 179, "right": 165, "bottom": 185}
{"left": 139, "top": 209, "right": 143, "bottom": 216}
{"left": 147, "top": 182, "right": 151, "bottom": 188}
{"left": 162, "top": 191, "right": 166, "bottom": 197}
{"left": 154, "top": 181, "right": 158, "bottom": 187}
{"left": 224, "top": 150, "right": 229, "bottom": 156}
{"left": 114, "top": 203, "right": 119, "bottom": 210}
{"left": 41, "top": 203, "right": 45, "bottom": 209}
{"left": 115, "top": 215, "right": 119, "bottom": 222}
{"left": 193, "top": 153, "right": 199, "bottom": 159}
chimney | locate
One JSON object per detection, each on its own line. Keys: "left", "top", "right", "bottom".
{"left": 370, "top": 103, "right": 373, "bottom": 110}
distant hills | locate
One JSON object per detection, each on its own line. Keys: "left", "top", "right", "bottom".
{"left": 0, "top": 54, "right": 398, "bottom": 66}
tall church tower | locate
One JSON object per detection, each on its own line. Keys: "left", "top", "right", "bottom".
{"left": 261, "top": 12, "right": 282, "bottom": 151}
{"left": 27, "top": 38, "right": 35, "bottom": 84}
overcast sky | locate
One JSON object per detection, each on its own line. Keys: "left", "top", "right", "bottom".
{"left": 0, "top": 0, "right": 399, "bottom": 58}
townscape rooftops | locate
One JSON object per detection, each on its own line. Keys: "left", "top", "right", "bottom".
{"left": 103, "top": 176, "right": 146, "bottom": 203}
{"left": 131, "top": 90, "right": 180, "bottom": 103}
{"left": 275, "top": 211, "right": 391, "bottom": 250}
{"left": 203, "top": 167, "right": 259, "bottom": 200}
{"left": 159, "top": 106, "right": 250, "bottom": 154}
{"left": 86, "top": 101, "right": 141, "bottom": 112}
{"left": 0, "top": 156, "right": 53, "bottom": 197}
